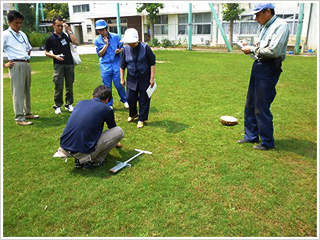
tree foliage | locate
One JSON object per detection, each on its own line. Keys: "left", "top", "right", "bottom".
{"left": 222, "top": 3, "right": 245, "bottom": 22}
{"left": 11, "top": 3, "right": 69, "bottom": 35}
{"left": 136, "top": 3, "right": 164, "bottom": 21}
{"left": 136, "top": 3, "right": 164, "bottom": 40}
{"left": 43, "top": 3, "right": 69, "bottom": 21}
{"left": 222, "top": 3, "right": 245, "bottom": 44}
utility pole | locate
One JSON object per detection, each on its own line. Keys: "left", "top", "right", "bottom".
{"left": 188, "top": 3, "right": 192, "bottom": 51}
{"left": 208, "top": 3, "right": 232, "bottom": 52}
{"left": 294, "top": 3, "right": 304, "bottom": 55}
{"left": 117, "top": 3, "right": 121, "bottom": 37}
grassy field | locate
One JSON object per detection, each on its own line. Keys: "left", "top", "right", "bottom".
{"left": 2, "top": 50, "right": 317, "bottom": 237}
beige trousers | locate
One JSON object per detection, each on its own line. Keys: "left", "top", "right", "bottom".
{"left": 9, "top": 62, "right": 32, "bottom": 121}
{"left": 58, "top": 126, "right": 124, "bottom": 164}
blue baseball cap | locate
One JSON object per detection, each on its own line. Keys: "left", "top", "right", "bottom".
{"left": 250, "top": 3, "right": 275, "bottom": 14}
{"left": 95, "top": 19, "right": 107, "bottom": 30}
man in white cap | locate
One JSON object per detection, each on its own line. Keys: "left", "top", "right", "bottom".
{"left": 94, "top": 19, "right": 128, "bottom": 109}
{"left": 120, "top": 28, "right": 156, "bottom": 128}
{"left": 238, "top": 3, "right": 289, "bottom": 150}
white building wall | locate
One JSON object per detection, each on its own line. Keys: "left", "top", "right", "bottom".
{"left": 68, "top": 2, "right": 317, "bottom": 48}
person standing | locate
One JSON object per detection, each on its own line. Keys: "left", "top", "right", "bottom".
{"left": 94, "top": 19, "right": 128, "bottom": 109}
{"left": 238, "top": 3, "right": 289, "bottom": 150}
{"left": 120, "top": 28, "right": 156, "bottom": 128}
{"left": 55, "top": 85, "right": 124, "bottom": 171}
{"left": 45, "top": 15, "right": 78, "bottom": 114}
{"left": 3, "top": 10, "right": 39, "bottom": 126}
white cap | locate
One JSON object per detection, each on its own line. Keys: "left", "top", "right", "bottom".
{"left": 120, "top": 28, "right": 139, "bottom": 43}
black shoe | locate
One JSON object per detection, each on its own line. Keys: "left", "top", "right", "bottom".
{"left": 82, "top": 161, "right": 95, "bottom": 171}
{"left": 74, "top": 159, "right": 82, "bottom": 168}
{"left": 238, "top": 139, "right": 259, "bottom": 144}
{"left": 92, "top": 160, "right": 105, "bottom": 167}
{"left": 253, "top": 144, "right": 275, "bottom": 150}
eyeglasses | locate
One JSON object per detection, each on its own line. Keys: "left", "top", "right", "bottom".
{"left": 55, "top": 25, "right": 63, "bottom": 28}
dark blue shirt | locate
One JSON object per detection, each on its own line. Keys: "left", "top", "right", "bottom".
{"left": 60, "top": 98, "right": 116, "bottom": 153}
{"left": 45, "top": 32, "right": 73, "bottom": 65}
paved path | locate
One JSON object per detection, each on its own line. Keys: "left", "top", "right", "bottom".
{"left": 3, "top": 44, "right": 96, "bottom": 59}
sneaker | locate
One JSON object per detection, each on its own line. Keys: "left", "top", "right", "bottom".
{"left": 55, "top": 107, "right": 62, "bottom": 114}
{"left": 124, "top": 102, "right": 129, "bottom": 109}
{"left": 74, "top": 159, "right": 82, "bottom": 168}
{"left": 82, "top": 161, "right": 95, "bottom": 171}
{"left": 65, "top": 105, "right": 74, "bottom": 112}
{"left": 25, "top": 114, "right": 39, "bottom": 119}
{"left": 16, "top": 121, "right": 33, "bottom": 126}
{"left": 127, "top": 113, "right": 138, "bottom": 122}
{"left": 109, "top": 106, "right": 113, "bottom": 110}
{"left": 137, "top": 121, "right": 144, "bottom": 128}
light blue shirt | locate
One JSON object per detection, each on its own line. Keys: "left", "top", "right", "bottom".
{"left": 3, "top": 27, "right": 32, "bottom": 60}
{"left": 254, "top": 15, "right": 290, "bottom": 61}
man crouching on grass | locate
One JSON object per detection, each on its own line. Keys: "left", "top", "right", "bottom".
{"left": 55, "top": 85, "right": 123, "bottom": 170}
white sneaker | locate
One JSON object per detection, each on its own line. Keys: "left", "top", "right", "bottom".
{"left": 55, "top": 107, "right": 62, "bottom": 114}
{"left": 65, "top": 105, "right": 74, "bottom": 112}
{"left": 109, "top": 106, "right": 113, "bottom": 110}
{"left": 124, "top": 102, "right": 129, "bottom": 109}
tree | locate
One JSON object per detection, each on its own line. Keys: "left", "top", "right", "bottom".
{"left": 17, "top": 3, "right": 36, "bottom": 35}
{"left": 222, "top": 3, "right": 245, "bottom": 44}
{"left": 43, "top": 3, "right": 69, "bottom": 21}
{"left": 136, "top": 3, "right": 164, "bottom": 40}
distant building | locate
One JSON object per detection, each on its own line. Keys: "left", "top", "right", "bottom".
{"left": 68, "top": 2, "right": 317, "bottom": 51}
{"left": 3, "top": 3, "right": 14, "bottom": 26}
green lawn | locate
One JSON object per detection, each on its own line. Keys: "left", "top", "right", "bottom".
{"left": 2, "top": 50, "right": 317, "bottom": 237}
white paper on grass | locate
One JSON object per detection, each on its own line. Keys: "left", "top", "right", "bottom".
{"left": 146, "top": 82, "right": 157, "bottom": 98}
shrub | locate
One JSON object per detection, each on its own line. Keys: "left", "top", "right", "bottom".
{"left": 29, "top": 32, "right": 51, "bottom": 48}
{"left": 148, "top": 38, "right": 159, "bottom": 47}
{"left": 160, "top": 38, "right": 172, "bottom": 48}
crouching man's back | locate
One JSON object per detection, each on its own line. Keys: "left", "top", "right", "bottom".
{"left": 57, "top": 85, "right": 123, "bottom": 170}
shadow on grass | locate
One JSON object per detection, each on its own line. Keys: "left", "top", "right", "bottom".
{"left": 69, "top": 148, "right": 141, "bottom": 179}
{"left": 148, "top": 120, "right": 189, "bottom": 133}
{"left": 276, "top": 139, "right": 317, "bottom": 159}
{"left": 33, "top": 115, "right": 72, "bottom": 128}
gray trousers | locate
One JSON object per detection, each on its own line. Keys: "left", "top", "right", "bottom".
{"left": 9, "top": 62, "right": 32, "bottom": 121}
{"left": 58, "top": 126, "right": 124, "bottom": 164}
{"left": 53, "top": 64, "right": 75, "bottom": 107}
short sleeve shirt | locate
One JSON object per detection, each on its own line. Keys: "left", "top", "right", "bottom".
{"left": 45, "top": 32, "right": 73, "bottom": 65}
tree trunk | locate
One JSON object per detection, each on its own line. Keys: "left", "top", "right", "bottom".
{"left": 150, "top": 18, "right": 154, "bottom": 41}
{"left": 229, "top": 20, "right": 234, "bottom": 45}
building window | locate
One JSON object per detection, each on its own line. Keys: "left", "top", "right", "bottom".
{"left": 178, "top": 13, "right": 211, "bottom": 35}
{"left": 154, "top": 15, "right": 168, "bottom": 35}
{"left": 107, "top": 18, "right": 127, "bottom": 35}
{"left": 87, "top": 25, "right": 91, "bottom": 33}
{"left": 109, "top": 26, "right": 127, "bottom": 35}
{"left": 73, "top": 4, "right": 90, "bottom": 13}
{"left": 194, "top": 13, "right": 211, "bottom": 34}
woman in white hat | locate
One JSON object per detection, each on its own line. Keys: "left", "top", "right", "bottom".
{"left": 120, "top": 28, "right": 156, "bottom": 128}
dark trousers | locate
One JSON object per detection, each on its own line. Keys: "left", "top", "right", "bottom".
{"left": 244, "top": 59, "right": 282, "bottom": 148}
{"left": 53, "top": 64, "right": 75, "bottom": 107}
{"left": 127, "top": 88, "right": 150, "bottom": 121}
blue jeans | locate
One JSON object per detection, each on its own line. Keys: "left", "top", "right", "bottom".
{"left": 101, "top": 67, "right": 127, "bottom": 107}
{"left": 244, "top": 59, "right": 282, "bottom": 148}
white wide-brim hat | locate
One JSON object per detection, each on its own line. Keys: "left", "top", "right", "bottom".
{"left": 120, "top": 28, "right": 139, "bottom": 43}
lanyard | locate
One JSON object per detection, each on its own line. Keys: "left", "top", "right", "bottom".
{"left": 260, "top": 16, "right": 278, "bottom": 41}
{"left": 9, "top": 29, "right": 27, "bottom": 45}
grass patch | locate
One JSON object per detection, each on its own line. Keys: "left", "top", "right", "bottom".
{"left": 2, "top": 51, "right": 317, "bottom": 237}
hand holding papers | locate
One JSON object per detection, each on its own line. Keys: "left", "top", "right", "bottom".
{"left": 146, "top": 82, "right": 157, "bottom": 98}
{"left": 234, "top": 40, "right": 258, "bottom": 60}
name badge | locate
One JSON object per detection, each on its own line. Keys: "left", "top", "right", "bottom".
{"left": 61, "top": 39, "right": 67, "bottom": 46}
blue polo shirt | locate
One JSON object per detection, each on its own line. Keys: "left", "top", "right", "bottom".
{"left": 60, "top": 98, "right": 116, "bottom": 153}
